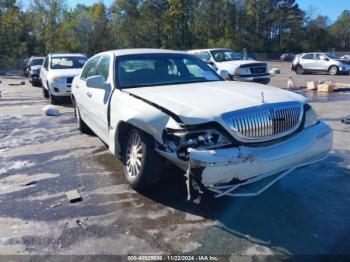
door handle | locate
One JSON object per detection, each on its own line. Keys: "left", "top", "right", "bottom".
{"left": 86, "top": 91, "right": 92, "bottom": 97}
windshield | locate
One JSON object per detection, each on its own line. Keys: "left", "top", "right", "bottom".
{"left": 210, "top": 50, "right": 243, "bottom": 62}
{"left": 326, "top": 53, "right": 338, "bottom": 60}
{"left": 51, "top": 56, "right": 87, "bottom": 69}
{"left": 30, "top": 58, "right": 44, "bottom": 66}
{"left": 116, "top": 54, "right": 223, "bottom": 89}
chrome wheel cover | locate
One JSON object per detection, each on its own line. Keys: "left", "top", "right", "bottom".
{"left": 329, "top": 66, "right": 337, "bottom": 75}
{"left": 126, "top": 133, "right": 143, "bottom": 179}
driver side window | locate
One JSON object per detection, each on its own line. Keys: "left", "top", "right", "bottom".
{"left": 81, "top": 56, "right": 101, "bottom": 80}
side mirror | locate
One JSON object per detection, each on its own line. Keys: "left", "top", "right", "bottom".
{"left": 86, "top": 75, "right": 105, "bottom": 89}
{"left": 324, "top": 58, "right": 330, "bottom": 61}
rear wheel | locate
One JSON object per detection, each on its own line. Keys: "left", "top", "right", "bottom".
{"left": 122, "top": 129, "right": 162, "bottom": 189}
{"left": 296, "top": 65, "right": 304, "bottom": 75}
{"left": 329, "top": 65, "right": 338, "bottom": 75}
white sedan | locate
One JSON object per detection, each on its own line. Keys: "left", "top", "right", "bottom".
{"left": 71, "top": 49, "right": 332, "bottom": 198}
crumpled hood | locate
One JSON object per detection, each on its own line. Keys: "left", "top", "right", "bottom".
{"left": 126, "top": 81, "right": 307, "bottom": 125}
{"left": 48, "top": 68, "right": 82, "bottom": 78}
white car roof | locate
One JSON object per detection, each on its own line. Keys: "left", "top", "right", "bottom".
{"left": 51, "top": 53, "right": 87, "bottom": 58}
{"left": 188, "top": 48, "right": 232, "bottom": 53}
{"left": 109, "top": 48, "right": 185, "bottom": 57}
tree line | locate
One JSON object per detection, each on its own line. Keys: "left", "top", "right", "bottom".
{"left": 0, "top": 0, "right": 350, "bottom": 60}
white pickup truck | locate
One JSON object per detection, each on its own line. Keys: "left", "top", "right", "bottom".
{"left": 188, "top": 48, "right": 271, "bottom": 84}
{"left": 71, "top": 49, "right": 332, "bottom": 198}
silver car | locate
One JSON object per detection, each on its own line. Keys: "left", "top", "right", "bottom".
{"left": 292, "top": 52, "right": 350, "bottom": 75}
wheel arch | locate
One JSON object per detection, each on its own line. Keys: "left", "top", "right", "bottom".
{"left": 113, "top": 120, "right": 160, "bottom": 160}
{"left": 328, "top": 64, "right": 339, "bottom": 71}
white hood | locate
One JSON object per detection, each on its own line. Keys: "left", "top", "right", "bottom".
{"left": 126, "top": 81, "right": 307, "bottom": 125}
{"left": 30, "top": 65, "right": 42, "bottom": 71}
{"left": 48, "top": 68, "right": 82, "bottom": 78}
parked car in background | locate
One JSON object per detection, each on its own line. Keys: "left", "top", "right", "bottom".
{"left": 27, "top": 56, "right": 45, "bottom": 86}
{"left": 22, "top": 58, "right": 30, "bottom": 76}
{"left": 188, "top": 48, "right": 271, "bottom": 84}
{"left": 292, "top": 52, "right": 350, "bottom": 75}
{"left": 71, "top": 49, "right": 332, "bottom": 197}
{"left": 40, "top": 53, "right": 88, "bottom": 104}
{"left": 280, "top": 53, "right": 295, "bottom": 62}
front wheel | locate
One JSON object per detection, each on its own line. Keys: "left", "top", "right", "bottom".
{"left": 42, "top": 86, "right": 49, "bottom": 98}
{"left": 74, "top": 103, "right": 91, "bottom": 134}
{"left": 122, "top": 129, "right": 162, "bottom": 189}
{"left": 329, "top": 65, "right": 338, "bottom": 75}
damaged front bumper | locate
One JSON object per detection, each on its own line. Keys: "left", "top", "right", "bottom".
{"left": 159, "top": 121, "right": 332, "bottom": 195}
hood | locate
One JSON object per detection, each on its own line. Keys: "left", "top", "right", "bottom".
{"left": 48, "top": 68, "right": 82, "bottom": 78}
{"left": 126, "top": 81, "right": 307, "bottom": 125}
{"left": 30, "top": 65, "right": 42, "bottom": 71}
{"left": 219, "top": 59, "right": 260, "bottom": 67}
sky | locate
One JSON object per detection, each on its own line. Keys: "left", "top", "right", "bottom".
{"left": 20, "top": 0, "right": 349, "bottom": 22}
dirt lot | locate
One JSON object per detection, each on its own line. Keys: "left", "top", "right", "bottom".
{"left": 1, "top": 63, "right": 350, "bottom": 258}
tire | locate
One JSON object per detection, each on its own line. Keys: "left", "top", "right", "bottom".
{"left": 329, "top": 65, "right": 339, "bottom": 75}
{"left": 296, "top": 65, "right": 304, "bottom": 75}
{"left": 122, "top": 129, "right": 162, "bottom": 189}
{"left": 74, "top": 103, "right": 91, "bottom": 134}
{"left": 50, "top": 93, "right": 59, "bottom": 105}
{"left": 42, "top": 86, "right": 49, "bottom": 98}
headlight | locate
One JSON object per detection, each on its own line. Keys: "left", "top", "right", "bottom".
{"left": 304, "top": 106, "right": 318, "bottom": 128}
{"left": 163, "top": 127, "right": 232, "bottom": 156}
{"left": 234, "top": 67, "right": 250, "bottom": 75}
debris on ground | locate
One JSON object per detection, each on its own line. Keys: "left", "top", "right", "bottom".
{"left": 76, "top": 219, "right": 87, "bottom": 230}
{"left": 66, "top": 190, "right": 83, "bottom": 203}
{"left": 78, "top": 185, "right": 86, "bottom": 192}
{"left": 50, "top": 202, "right": 62, "bottom": 208}
{"left": 318, "top": 83, "right": 334, "bottom": 93}
{"left": 269, "top": 68, "right": 281, "bottom": 74}
{"left": 307, "top": 81, "right": 350, "bottom": 93}
{"left": 307, "top": 81, "right": 319, "bottom": 90}
{"left": 21, "top": 180, "right": 38, "bottom": 187}
{"left": 341, "top": 117, "right": 350, "bottom": 124}
{"left": 9, "top": 81, "right": 25, "bottom": 86}
{"left": 43, "top": 105, "right": 61, "bottom": 116}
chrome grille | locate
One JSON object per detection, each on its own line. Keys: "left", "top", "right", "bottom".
{"left": 249, "top": 66, "right": 266, "bottom": 74}
{"left": 223, "top": 102, "right": 303, "bottom": 142}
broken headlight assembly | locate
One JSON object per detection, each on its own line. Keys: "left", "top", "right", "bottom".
{"left": 303, "top": 104, "right": 319, "bottom": 128}
{"left": 163, "top": 125, "right": 234, "bottom": 160}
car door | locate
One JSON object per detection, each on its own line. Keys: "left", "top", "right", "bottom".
{"left": 300, "top": 53, "right": 316, "bottom": 70}
{"left": 75, "top": 55, "right": 101, "bottom": 129}
{"left": 40, "top": 56, "right": 49, "bottom": 88}
{"left": 316, "top": 54, "right": 329, "bottom": 71}
{"left": 85, "top": 55, "right": 112, "bottom": 142}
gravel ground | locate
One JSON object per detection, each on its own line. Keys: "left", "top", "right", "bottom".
{"left": 0, "top": 67, "right": 350, "bottom": 258}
